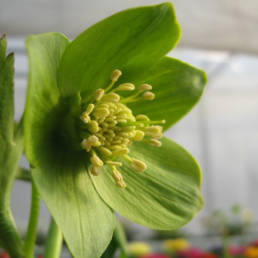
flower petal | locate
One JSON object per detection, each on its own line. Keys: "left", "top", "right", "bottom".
{"left": 128, "top": 57, "right": 207, "bottom": 130}
{"left": 32, "top": 166, "right": 115, "bottom": 258}
{"left": 24, "top": 32, "right": 69, "bottom": 165}
{"left": 91, "top": 137, "right": 203, "bottom": 230}
{"left": 59, "top": 3, "right": 180, "bottom": 97}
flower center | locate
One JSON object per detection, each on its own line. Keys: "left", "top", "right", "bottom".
{"left": 80, "top": 69, "right": 165, "bottom": 188}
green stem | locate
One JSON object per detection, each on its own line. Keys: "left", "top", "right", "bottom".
{"left": 43, "top": 218, "right": 63, "bottom": 258}
{"left": 23, "top": 181, "right": 40, "bottom": 258}
{"left": 0, "top": 120, "right": 24, "bottom": 257}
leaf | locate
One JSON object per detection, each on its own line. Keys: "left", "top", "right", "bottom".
{"left": 24, "top": 32, "right": 69, "bottom": 165}
{"left": 25, "top": 32, "right": 115, "bottom": 258}
{"left": 0, "top": 35, "right": 24, "bottom": 257}
{"left": 128, "top": 57, "right": 207, "bottom": 130}
{"left": 91, "top": 137, "right": 203, "bottom": 230}
{"left": 59, "top": 2, "right": 180, "bottom": 97}
{"left": 0, "top": 35, "right": 14, "bottom": 144}
{"left": 32, "top": 166, "right": 115, "bottom": 258}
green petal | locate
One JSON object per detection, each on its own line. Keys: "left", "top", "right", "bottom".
{"left": 59, "top": 2, "right": 180, "bottom": 97}
{"left": 24, "top": 32, "right": 69, "bottom": 165}
{"left": 91, "top": 137, "right": 202, "bottom": 230}
{"left": 32, "top": 166, "right": 115, "bottom": 258}
{"left": 128, "top": 57, "right": 207, "bottom": 130}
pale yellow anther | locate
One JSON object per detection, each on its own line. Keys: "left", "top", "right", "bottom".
{"left": 95, "top": 88, "right": 105, "bottom": 101}
{"left": 106, "top": 160, "right": 123, "bottom": 167}
{"left": 99, "top": 146, "right": 112, "bottom": 156}
{"left": 136, "top": 114, "right": 150, "bottom": 121}
{"left": 93, "top": 108, "right": 110, "bottom": 119}
{"left": 88, "top": 135, "right": 101, "bottom": 147}
{"left": 86, "top": 103, "right": 95, "bottom": 114}
{"left": 149, "top": 138, "right": 162, "bottom": 147}
{"left": 81, "top": 139, "right": 91, "bottom": 152}
{"left": 113, "top": 148, "right": 129, "bottom": 156}
{"left": 139, "top": 83, "right": 152, "bottom": 91}
{"left": 131, "top": 158, "right": 147, "bottom": 172}
{"left": 116, "top": 179, "right": 127, "bottom": 188}
{"left": 111, "top": 69, "right": 122, "bottom": 82}
{"left": 116, "top": 83, "right": 135, "bottom": 91}
{"left": 88, "top": 120, "right": 99, "bottom": 133}
{"left": 143, "top": 91, "right": 155, "bottom": 100}
{"left": 90, "top": 153, "right": 103, "bottom": 166}
{"left": 145, "top": 126, "right": 163, "bottom": 138}
{"left": 80, "top": 112, "right": 91, "bottom": 123}
{"left": 102, "top": 92, "right": 120, "bottom": 102}
{"left": 112, "top": 166, "right": 123, "bottom": 181}
{"left": 89, "top": 165, "right": 101, "bottom": 176}
{"left": 133, "top": 130, "right": 145, "bottom": 141}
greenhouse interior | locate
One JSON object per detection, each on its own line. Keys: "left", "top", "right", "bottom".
{"left": 0, "top": 0, "right": 258, "bottom": 258}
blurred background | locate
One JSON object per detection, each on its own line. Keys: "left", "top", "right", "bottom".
{"left": 1, "top": 0, "right": 258, "bottom": 256}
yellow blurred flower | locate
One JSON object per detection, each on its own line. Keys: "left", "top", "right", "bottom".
{"left": 244, "top": 247, "right": 258, "bottom": 258}
{"left": 128, "top": 242, "right": 152, "bottom": 256}
{"left": 163, "top": 238, "right": 190, "bottom": 252}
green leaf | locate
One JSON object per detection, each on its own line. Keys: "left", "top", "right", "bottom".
{"left": 0, "top": 35, "right": 24, "bottom": 257}
{"left": 32, "top": 166, "right": 115, "bottom": 258}
{"left": 0, "top": 35, "right": 14, "bottom": 144}
{"left": 91, "top": 137, "right": 202, "bottom": 230}
{"left": 24, "top": 32, "right": 69, "bottom": 165}
{"left": 59, "top": 2, "right": 180, "bottom": 97}
{"left": 128, "top": 57, "right": 207, "bottom": 130}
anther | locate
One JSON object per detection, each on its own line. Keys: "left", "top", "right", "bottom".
{"left": 98, "top": 146, "right": 112, "bottom": 156}
{"left": 95, "top": 88, "right": 105, "bottom": 101}
{"left": 133, "top": 130, "right": 145, "bottom": 141}
{"left": 149, "top": 138, "right": 162, "bottom": 147}
{"left": 111, "top": 69, "right": 122, "bottom": 82}
{"left": 81, "top": 139, "right": 91, "bottom": 152}
{"left": 145, "top": 126, "right": 163, "bottom": 138}
{"left": 143, "top": 91, "right": 155, "bottom": 100}
{"left": 116, "top": 83, "right": 135, "bottom": 91}
{"left": 130, "top": 158, "right": 147, "bottom": 172}
{"left": 88, "top": 135, "right": 101, "bottom": 147}
{"left": 139, "top": 84, "right": 152, "bottom": 91}
{"left": 93, "top": 108, "right": 110, "bottom": 119}
{"left": 136, "top": 114, "right": 150, "bottom": 121}
{"left": 80, "top": 112, "right": 91, "bottom": 123}
{"left": 113, "top": 148, "right": 129, "bottom": 156}
{"left": 85, "top": 103, "right": 95, "bottom": 114}
{"left": 102, "top": 92, "right": 120, "bottom": 102}
{"left": 89, "top": 165, "right": 101, "bottom": 176}
{"left": 90, "top": 153, "right": 103, "bottom": 167}
{"left": 116, "top": 179, "right": 127, "bottom": 188}
{"left": 88, "top": 120, "right": 99, "bottom": 133}
{"left": 106, "top": 160, "right": 123, "bottom": 167}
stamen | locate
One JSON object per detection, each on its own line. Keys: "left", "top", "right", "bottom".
{"left": 89, "top": 165, "right": 101, "bottom": 176}
{"left": 143, "top": 91, "right": 155, "bottom": 100}
{"left": 139, "top": 83, "right": 152, "bottom": 91}
{"left": 145, "top": 126, "right": 163, "bottom": 138}
{"left": 112, "top": 166, "right": 123, "bottom": 181}
{"left": 93, "top": 108, "right": 110, "bottom": 119}
{"left": 106, "top": 161, "right": 123, "bottom": 166}
{"left": 88, "top": 120, "right": 99, "bottom": 133}
{"left": 136, "top": 114, "right": 150, "bottom": 121}
{"left": 85, "top": 103, "right": 95, "bottom": 114}
{"left": 102, "top": 92, "right": 120, "bottom": 102}
{"left": 80, "top": 112, "right": 91, "bottom": 123}
{"left": 111, "top": 69, "right": 122, "bottom": 82}
{"left": 133, "top": 130, "right": 145, "bottom": 141}
{"left": 113, "top": 147, "right": 129, "bottom": 156}
{"left": 130, "top": 158, "right": 147, "bottom": 172}
{"left": 149, "top": 138, "right": 162, "bottom": 147}
{"left": 116, "top": 179, "right": 126, "bottom": 188}
{"left": 116, "top": 83, "right": 135, "bottom": 91}
{"left": 90, "top": 153, "right": 103, "bottom": 167}
{"left": 95, "top": 88, "right": 105, "bottom": 101}
{"left": 88, "top": 135, "right": 101, "bottom": 147}
{"left": 81, "top": 139, "right": 91, "bottom": 152}
{"left": 98, "top": 146, "right": 112, "bottom": 156}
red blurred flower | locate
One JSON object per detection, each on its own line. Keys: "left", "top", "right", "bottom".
{"left": 200, "top": 253, "right": 217, "bottom": 258}
{"left": 251, "top": 240, "right": 258, "bottom": 247}
{"left": 37, "top": 255, "right": 43, "bottom": 258}
{"left": 228, "top": 246, "right": 246, "bottom": 255}
{"left": 140, "top": 253, "right": 170, "bottom": 258}
{"left": 0, "top": 253, "right": 10, "bottom": 258}
{"left": 178, "top": 247, "right": 203, "bottom": 258}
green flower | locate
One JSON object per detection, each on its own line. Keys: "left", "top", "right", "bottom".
{"left": 24, "top": 3, "right": 207, "bottom": 258}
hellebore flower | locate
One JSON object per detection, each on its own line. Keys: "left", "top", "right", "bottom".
{"left": 24, "top": 3, "right": 206, "bottom": 258}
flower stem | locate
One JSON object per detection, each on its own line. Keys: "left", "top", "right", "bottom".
{"left": 43, "top": 218, "right": 63, "bottom": 258}
{"left": 23, "top": 181, "right": 40, "bottom": 258}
